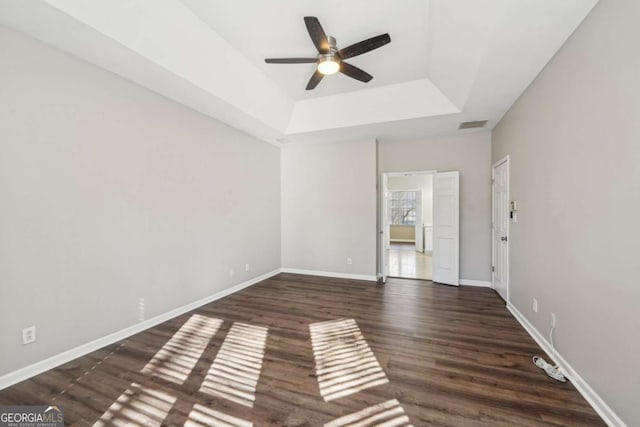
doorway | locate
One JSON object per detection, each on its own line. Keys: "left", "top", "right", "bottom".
{"left": 383, "top": 172, "right": 434, "bottom": 280}
{"left": 379, "top": 171, "right": 460, "bottom": 286}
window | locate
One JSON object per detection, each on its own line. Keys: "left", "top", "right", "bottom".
{"left": 390, "top": 191, "right": 417, "bottom": 225}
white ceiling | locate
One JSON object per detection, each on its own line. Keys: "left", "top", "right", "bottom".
{"left": 182, "top": 0, "right": 431, "bottom": 100}
{"left": 0, "top": 0, "right": 599, "bottom": 144}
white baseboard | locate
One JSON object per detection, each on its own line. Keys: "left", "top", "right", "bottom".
{"left": 507, "top": 302, "right": 627, "bottom": 427}
{"left": 0, "top": 269, "right": 281, "bottom": 391}
{"left": 459, "top": 279, "right": 492, "bottom": 287}
{"left": 280, "top": 268, "right": 377, "bottom": 282}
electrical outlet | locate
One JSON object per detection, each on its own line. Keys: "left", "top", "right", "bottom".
{"left": 245, "top": 264, "right": 250, "bottom": 272}
{"left": 532, "top": 298, "right": 538, "bottom": 313}
{"left": 347, "top": 257, "right": 353, "bottom": 265}
{"left": 229, "top": 268, "right": 235, "bottom": 278}
{"left": 138, "top": 298, "right": 145, "bottom": 322}
{"left": 22, "top": 326, "right": 36, "bottom": 345}
{"left": 551, "top": 313, "right": 557, "bottom": 327}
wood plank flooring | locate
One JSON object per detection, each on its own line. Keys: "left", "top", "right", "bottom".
{"left": 0, "top": 274, "right": 605, "bottom": 426}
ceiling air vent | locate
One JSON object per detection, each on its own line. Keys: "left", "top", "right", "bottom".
{"left": 458, "top": 120, "right": 488, "bottom": 130}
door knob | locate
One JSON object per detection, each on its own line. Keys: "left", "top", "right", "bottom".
{"left": 501, "top": 236, "right": 508, "bottom": 242}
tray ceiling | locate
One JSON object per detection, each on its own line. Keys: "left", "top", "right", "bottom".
{"left": 0, "top": 0, "right": 598, "bottom": 144}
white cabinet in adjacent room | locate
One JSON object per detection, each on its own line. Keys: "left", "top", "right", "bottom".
{"left": 424, "top": 225, "right": 433, "bottom": 252}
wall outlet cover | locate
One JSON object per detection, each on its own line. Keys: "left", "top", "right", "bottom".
{"left": 22, "top": 326, "right": 36, "bottom": 345}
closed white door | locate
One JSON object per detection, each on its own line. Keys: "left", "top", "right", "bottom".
{"left": 492, "top": 157, "right": 509, "bottom": 301}
{"left": 432, "top": 171, "right": 459, "bottom": 286}
{"left": 414, "top": 190, "right": 424, "bottom": 252}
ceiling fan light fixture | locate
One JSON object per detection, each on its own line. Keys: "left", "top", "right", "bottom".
{"left": 264, "top": 17, "right": 390, "bottom": 89}
{"left": 317, "top": 55, "right": 340, "bottom": 75}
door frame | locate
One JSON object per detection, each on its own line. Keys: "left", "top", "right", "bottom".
{"left": 491, "top": 155, "right": 510, "bottom": 302}
{"left": 378, "top": 170, "right": 436, "bottom": 282}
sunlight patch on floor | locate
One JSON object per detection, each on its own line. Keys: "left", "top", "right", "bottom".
{"left": 93, "top": 382, "right": 176, "bottom": 427}
{"left": 141, "top": 314, "right": 222, "bottom": 384}
{"left": 185, "top": 403, "right": 253, "bottom": 427}
{"left": 325, "top": 399, "right": 412, "bottom": 427}
{"left": 310, "top": 318, "right": 389, "bottom": 401}
{"left": 199, "top": 322, "right": 268, "bottom": 407}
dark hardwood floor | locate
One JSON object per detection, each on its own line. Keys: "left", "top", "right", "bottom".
{"left": 0, "top": 273, "right": 605, "bottom": 426}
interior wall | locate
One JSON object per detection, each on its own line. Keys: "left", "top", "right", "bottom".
{"left": 281, "top": 139, "right": 377, "bottom": 277}
{"left": 378, "top": 132, "right": 492, "bottom": 282}
{"left": 389, "top": 225, "right": 415, "bottom": 242}
{"left": 492, "top": 0, "right": 639, "bottom": 423}
{"left": 0, "top": 26, "right": 281, "bottom": 376}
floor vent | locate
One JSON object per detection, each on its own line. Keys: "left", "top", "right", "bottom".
{"left": 459, "top": 120, "right": 488, "bottom": 129}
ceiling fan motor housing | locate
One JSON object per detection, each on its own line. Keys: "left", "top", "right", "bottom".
{"left": 327, "top": 36, "right": 337, "bottom": 52}
{"left": 319, "top": 36, "right": 339, "bottom": 61}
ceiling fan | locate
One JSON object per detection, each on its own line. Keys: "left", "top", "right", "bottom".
{"left": 265, "top": 17, "right": 391, "bottom": 90}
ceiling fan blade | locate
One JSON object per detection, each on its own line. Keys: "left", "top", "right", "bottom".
{"left": 304, "top": 16, "right": 330, "bottom": 54}
{"left": 265, "top": 58, "right": 317, "bottom": 64}
{"left": 339, "top": 62, "right": 373, "bottom": 83}
{"left": 338, "top": 33, "right": 391, "bottom": 59}
{"left": 305, "top": 70, "right": 324, "bottom": 90}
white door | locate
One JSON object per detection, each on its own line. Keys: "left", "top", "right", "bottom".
{"left": 414, "top": 190, "right": 424, "bottom": 252}
{"left": 380, "top": 174, "right": 390, "bottom": 281}
{"left": 432, "top": 171, "right": 459, "bottom": 286}
{"left": 492, "top": 157, "right": 509, "bottom": 301}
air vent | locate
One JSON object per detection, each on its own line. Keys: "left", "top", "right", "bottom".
{"left": 458, "top": 120, "right": 488, "bottom": 130}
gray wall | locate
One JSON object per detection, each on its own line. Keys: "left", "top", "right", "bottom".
{"left": 492, "top": 0, "right": 639, "bottom": 423}
{"left": 281, "top": 140, "right": 377, "bottom": 277}
{"left": 0, "top": 27, "right": 281, "bottom": 376}
{"left": 379, "top": 132, "right": 492, "bottom": 282}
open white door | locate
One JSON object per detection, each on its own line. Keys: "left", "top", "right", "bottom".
{"left": 414, "top": 190, "right": 423, "bottom": 252}
{"left": 432, "top": 171, "right": 459, "bottom": 286}
{"left": 380, "top": 174, "right": 390, "bottom": 282}
{"left": 492, "top": 157, "right": 509, "bottom": 301}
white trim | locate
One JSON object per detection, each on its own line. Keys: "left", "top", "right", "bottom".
{"left": 280, "top": 268, "right": 377, "bottom": 282}
{"left": 389, "top": 188, "right": 421, "bottom": 193}
{"left": 491, "top": 155, "right": 510, "bottom": 172}
{"left": 383, "top": 170, "right": 437, "bottom": 177}
{"left": 459, "top": 279, "right": 492, "bottom": 287}
{"left": 507, "top": 302, "right": 627, "bottom": 427}
{"left": 0, "top": 269, "right": 281, "bottom": 391}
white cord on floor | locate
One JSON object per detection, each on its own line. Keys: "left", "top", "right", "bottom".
{"left": 549, "top": 322, "right": 557, "bottom": 362}
{"left": 531, "top": 323, "right": 567, "bottom": 382}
